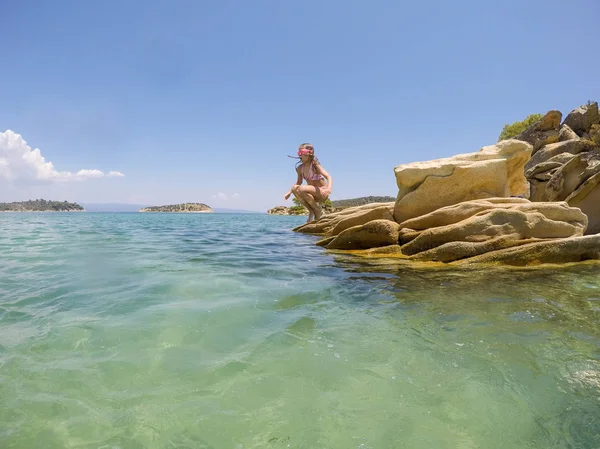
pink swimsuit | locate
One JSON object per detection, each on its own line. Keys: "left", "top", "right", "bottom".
{"left": 301, "top": 164, "right": 329, "bottom": 199}
{"left": 302, "top": 164, "right": 324, "bottom": 182}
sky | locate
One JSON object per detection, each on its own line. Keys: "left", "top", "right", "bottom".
{"left": 0, "top": 0, "right": 598, "bottom": 212}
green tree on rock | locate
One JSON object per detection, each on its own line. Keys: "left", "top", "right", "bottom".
{"left": 498, "top": 113, "right": 543, "bottom": 141}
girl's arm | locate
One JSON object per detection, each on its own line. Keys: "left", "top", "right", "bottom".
{"left": 284, "top": 167, "right": 303, "bottom": 200}
{"left": 315, "top": 163, "right": 332, "bottom": 196}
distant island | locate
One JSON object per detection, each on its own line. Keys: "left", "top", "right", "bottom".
{"left": 139, "top": 203, "right": 213, "bottom": 213}
{"left": 0, "top": 199, "right": 84, "bottom": 212}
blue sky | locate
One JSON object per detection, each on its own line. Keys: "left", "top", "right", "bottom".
{"left": 0, "top": 0, "right": 598, "bottom": 212}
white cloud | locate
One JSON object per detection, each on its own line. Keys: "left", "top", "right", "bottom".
{"left": 232, "top": 192, "right": 240, "bottom": 199}
{"left": 107, "top": 171, "right": 125, "bottom": 177}
{"left": 0, "top": 129, "right": 125, "bottom": 183}
{"left": 212, "top": 192, "right": 228, "bottom": 201}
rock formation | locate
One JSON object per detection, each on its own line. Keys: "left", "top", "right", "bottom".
{"left": 524, "top": 101, "right": 600, "bottom": 234}
{"left": 393, "top": 139, "right": 532, "bottom": 223}
{"left": 295, "top": 198, "right": 599, "bottom": 266}
{"left": 293, "top": 101, "right": 600, "bottom": 267}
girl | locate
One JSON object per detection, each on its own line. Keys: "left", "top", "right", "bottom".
{"left": 284, "top": 143, "right": 333, "bottom": 223}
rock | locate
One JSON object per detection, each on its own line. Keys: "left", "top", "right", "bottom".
{"left": 544, "top": 152, "right": 600, "bottom": 202}
{"left": 455, "top": 235, "right": 600, "bottom": 266}
{"left": 318, "top": 219, "right": 401, "bottom": 250}
{"left": 589, "top": 124, "right": 600, "bottom": 145}
{"left": 514, "top": 110, "right": 561, "bottom": 154}
{"left": 565, "top": 172, "right": 600, "bottom": 235}
{"left": 394, "top": 199, "right": 587, "bottom": 263}
{"left": 293, "top": 202, "right": 394, "bottom": 235}
{"left": 393, "top": 139, "right": 532, "bottom": 223}
{"left": 323, "top": 198, "right": 597, "bottom": 266}
{"left": 558, "top": 124, "right": 580, "bottom": 142}
{"left": 396, "top": 197, "right": 586, "bottom": 232}
{"left": 563, "top": 102, "right": 600, "bottom": 135}
{"left": 524, "top": 139, "right": 600, "bottom": 234}
{"left": 524, "top": 139, "right": 596, "bottom": 172}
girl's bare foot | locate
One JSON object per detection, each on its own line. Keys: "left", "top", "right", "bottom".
{"left": 306, "top": 213, "right": 315, "bottom": 223}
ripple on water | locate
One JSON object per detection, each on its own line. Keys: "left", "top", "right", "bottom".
{"left": 1, "top": 213, "right": 600, "bottom": 448}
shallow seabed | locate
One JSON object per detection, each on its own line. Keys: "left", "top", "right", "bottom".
{"left": 1, "top": 213, "right": 599, "bottom": 449}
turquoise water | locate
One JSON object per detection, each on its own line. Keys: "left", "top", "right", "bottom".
{"left": 1, "top": 213, "right": 600, "bottom": 449}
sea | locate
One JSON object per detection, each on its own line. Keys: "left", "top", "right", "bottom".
{"left": 1, "top": 212, "right": 599, "bottom": 449}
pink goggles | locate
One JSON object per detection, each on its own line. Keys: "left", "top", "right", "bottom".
{"left": 298, "top": 149, "right": 313, "bottom": 156}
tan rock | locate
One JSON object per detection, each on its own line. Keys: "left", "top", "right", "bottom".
{"left": 454, "top": 235, "right": 600, "bottom": 266}
{"left": 514, "top": 110, "right": 561, "bottom": 154}
{"left": 589, "top": 124, "right": 600, "bottom": 145}
{"left": 558, "top": 124, "right": 580, "bottom": 142}
{"left": 390, "top": 198, "right": 588, "bottom": 263}
{"left": 397, "top": 197, "right": 530, "bottom": 232}
{"left": 563, "top": 102, "right": 600, "bottom": 135}
{"left": 544, "top": 152, "right": 600, "bottom": 202}
{"left": 319, "top": 219, "right": 401, "bottom": 250}
{"left": 400, "top": 207, "right": 586, "bottom": 259}
{"left": 525, "top": 153, "right": 577, "bottom": 180}
{"left": 524, "top": 139, "right": 596, "bottom": 172}
{"left": 293, "top": 202, "right": 394, "bottom": 235}
{"left": 409, "top": 234, "right": 534, "bottom": 263}
{"left": 393, "top": 139, "right": 532, "bottom": 223}
{"left": 566, "top": 172, "right": 600, "bottom": 235}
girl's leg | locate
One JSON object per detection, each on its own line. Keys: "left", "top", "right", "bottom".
{"left": 296, "top": 186, "right": 323, "bottom": 221}
{"left": 292, "top": 186, "right": 316, "bottom": 222}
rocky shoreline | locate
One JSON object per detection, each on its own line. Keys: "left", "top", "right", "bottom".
{"left": 139, "top": 203, "right": 213, "bottom": 213}
{"left": 294, "top": 101, "right": 600, "bottom": 267}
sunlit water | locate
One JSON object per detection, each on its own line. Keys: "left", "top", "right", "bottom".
{"left": 1, "top": 212, "right": 599, "bottom": 448}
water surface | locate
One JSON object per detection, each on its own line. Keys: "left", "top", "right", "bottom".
{"left": 1, "top": 213, "right": 599, "bottom": 448}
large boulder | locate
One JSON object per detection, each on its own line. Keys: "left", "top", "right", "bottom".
{"left": 395, "top": 198, "right": 587, "bottom": 263}
{"left": 456, "top": 235, "right": 600, "bottom": 266}
{"left": 525, "top": 141, "right": 600, "bottom": 234}
{"left": 524, "top": 139, "right": 596, "bottom": 172}
{"left": 563, "top": 102, "right": 600, "bottom": 135}
{"left": 564, "top": 172, "right": 600, "bottom": 235}
{"left": 393, "top": 139, "right": 532, "bottom": 223}
{"left": 293, "top": 202, "right": 394, "bottom": 235}
{"left": 513, "top": 110, "right": 561, "bottom": 153}
{"left": 317, "top": 219, "right": 401, "bottom": 250}
{"left": 558, "top": 124, "right": 580, "bottom": 142}
{"left": 305, "top": 198, "right": 597, "bottom": 266}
